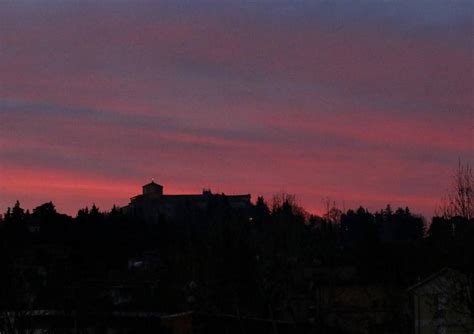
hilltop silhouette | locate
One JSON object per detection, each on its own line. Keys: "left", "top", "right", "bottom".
{"left": 0, "top": 174, "right": 473, "bottom": 333}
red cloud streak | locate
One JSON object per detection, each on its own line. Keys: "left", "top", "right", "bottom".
{"left": 1, "top": 2, "right": 472, "bottom": 218}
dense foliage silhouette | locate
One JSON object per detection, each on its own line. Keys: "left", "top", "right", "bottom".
{"left": 0, "top": 166, "right": 473, "bottom": 333}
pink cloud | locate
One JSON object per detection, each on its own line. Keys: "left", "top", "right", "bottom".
{"left": 1, "top": 2, "right": 472, "bottom": 219}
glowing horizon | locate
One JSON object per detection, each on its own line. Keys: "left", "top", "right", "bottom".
{"left": 1, "top": 1, "right": 472, "bottom": 218}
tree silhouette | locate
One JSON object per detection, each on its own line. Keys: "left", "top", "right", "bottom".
{"left": 6, "top": 201, "right": 27, "bottom": 226}
{"left": 438, "top": 160, "right": 473, "bottom": 220}
{"left": 254, "top": 196, "right": 271, "bottom": 225}
{"left": 341, "top": 206, "right": 378, "bottom": 244}
{"left": 0, "top": 188, "right": 469, "bottom": 333}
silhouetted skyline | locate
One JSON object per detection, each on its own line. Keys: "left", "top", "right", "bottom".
{"left": 0, "top": 1, "right": 473, "bottom": 217}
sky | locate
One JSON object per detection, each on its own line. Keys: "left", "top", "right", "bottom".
{"left": 0, "top": 0, "right": 472, "bottom": 218}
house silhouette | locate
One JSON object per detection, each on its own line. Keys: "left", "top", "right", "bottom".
{"left": 123, "top": 181, "right": 252, "bottom": 223}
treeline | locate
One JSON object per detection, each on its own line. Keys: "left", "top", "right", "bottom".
{"left": 0, "top": 186, "right": 473, "bottom": 334}
{"left": 0, "top": 196, "right": 472, "bottom": 273}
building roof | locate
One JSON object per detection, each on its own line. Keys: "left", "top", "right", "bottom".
{"left": 406, "top": 267, "right": 457, "bottom": 291}
{"left": 143, "top": 181, "right": 163, "bottom": 188}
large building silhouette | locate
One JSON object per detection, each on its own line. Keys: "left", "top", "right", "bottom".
{"left": 123, "top": 181, "right": 252, "bottom": 223}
